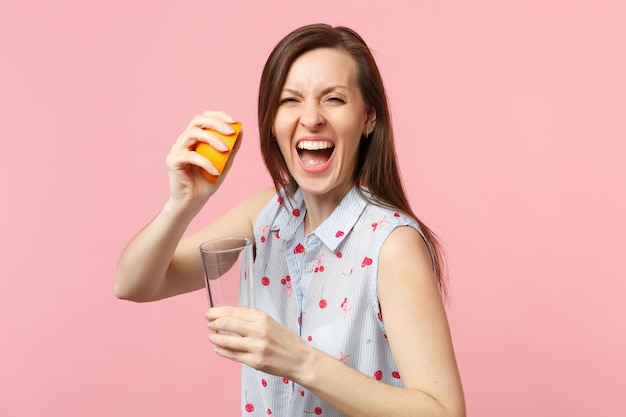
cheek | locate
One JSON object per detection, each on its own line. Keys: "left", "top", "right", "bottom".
{"left": 337, "top": 123, "right": 366, "bottom": 148}
{"left": 333, "top": 111, "right": 368, "bottom": 137}
{"left": 272, "top": 113, "right": 294, "bottom": 139}
{"left": 275, "top": 135, "right": 292, "bottom": 159}
{"left": 273, "top": 115, "right": 298, "bottom": 154}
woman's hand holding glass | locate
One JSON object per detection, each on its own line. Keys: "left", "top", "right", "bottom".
{"left": 206, "top": 307, "right": 312, "bottom": 381}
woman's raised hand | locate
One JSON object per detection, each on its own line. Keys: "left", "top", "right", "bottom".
{"left": 165, "top": 111, "right": 243, "bottom": 211}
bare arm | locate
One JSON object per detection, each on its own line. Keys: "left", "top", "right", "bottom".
{"left": 297, "top": 226, "right": 465, "bottom": 416}
{"left": 113, "top": 197, "right": 202, "bottom": 302}
{"left": 114, "top": 188, "right": 274, "bottom": 302}
{"left": 114, "top": 110, "right": 274, "bottom": 302}
{"left": 207, "top": 226, "right": 465, "bottom": 416}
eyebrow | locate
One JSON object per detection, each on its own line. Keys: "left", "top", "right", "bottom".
{"left": 281, "top": 85, "right": 350, "bottom": 96}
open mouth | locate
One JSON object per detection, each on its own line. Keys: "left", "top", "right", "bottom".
{"left": 297, "top": 140, "right": 335, "bottom": 168}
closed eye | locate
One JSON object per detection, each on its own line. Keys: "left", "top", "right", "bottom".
{"left": 279, "top": 97, "right": 300, "bottom": 105}
{"left": 326, "top": 96, "right": 346, "bottom": 104}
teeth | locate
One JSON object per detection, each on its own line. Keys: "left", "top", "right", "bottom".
{"left": 297, "top": 140, "right": 334, "bottom": 150}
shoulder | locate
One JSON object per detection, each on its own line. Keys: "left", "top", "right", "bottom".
{"left": 376, "top": 226, "right": 464, "bottom": 411}
{"left": 223, "top": 187, "right": 276, "bottom": 224}
{"left": 203, "top": 187, "right": 276, "bottom": 238}
{"left": 379, "top": 226, "right": 435, "bottom": 285}
{"left": 244, "top": 187, "right": 277, "bottom": 219}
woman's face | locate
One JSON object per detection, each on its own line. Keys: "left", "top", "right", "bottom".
{"left": 273, "top": 47, "right": 374, "bottom": 200}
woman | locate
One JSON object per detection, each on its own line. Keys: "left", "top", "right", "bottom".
{"left": 115, "top": 23, "right": 465, "bottom": 417}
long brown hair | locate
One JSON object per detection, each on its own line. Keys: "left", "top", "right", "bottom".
{"left": 258, "top": 23, "right": 447, "bottom": 296}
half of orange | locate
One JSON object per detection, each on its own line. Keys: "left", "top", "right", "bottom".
{"left": 194, "top": 121, "right": 242, "bottom": 183}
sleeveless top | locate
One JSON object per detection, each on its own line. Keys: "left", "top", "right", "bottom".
{"left": 240, "top": 185, "right": 426, "bottom": 416}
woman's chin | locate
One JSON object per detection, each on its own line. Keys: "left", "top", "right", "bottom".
{"left": 297, "top": 175, "right": 352, "bottom": 199}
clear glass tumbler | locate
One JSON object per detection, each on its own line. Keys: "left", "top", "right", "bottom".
{"left": 199, "top": 237, "right": 255, "bottom": 308}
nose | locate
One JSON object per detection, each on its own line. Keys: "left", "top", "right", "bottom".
{"left": 299, "top": 102, "right": 325, "bottom": 130}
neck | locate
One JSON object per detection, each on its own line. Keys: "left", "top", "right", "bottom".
{"left": 301, "top": 182, "right": 353, "bottom": 235}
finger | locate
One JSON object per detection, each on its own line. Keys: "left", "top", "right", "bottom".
{"left": 166, "top": 143, "right": 220, "bottom": 176}
{"left": 168, "top": 133, "right": 226, "bottom": 179}
{"left": 195, "top": 129, "right": 230, "bottom": 152}
{"left": 189, "top": 112, "right": 237, "bottom": 135}
{"left": 208, "top": 314, "right": 266, "bottom": 342}
{"left": 173, "top": 126, "right": 228, "bottom": 152}
{"left": 188, "top": 151, "right": 221, "bottom": 176}
{"left": 212, "top": 345, "right": 247, "bottom": 364}
{"left": 210, "top": 337, "right": 274, "bottom": 373}
{"left": 201, "top": 110, "right": 236, "bottom": 122}
{"left": 207, "top": 305, "right": 259, "bottom": 321}
{"left": 205, "top": 306, "right": 241, "bottom": 321}
{"left": 208, "top": 329, "right": 248, "bottom": 351}
{"left": 207, "top": 314, "right": 242, "bottom": 334}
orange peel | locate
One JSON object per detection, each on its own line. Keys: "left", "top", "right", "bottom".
{"left": 194, "top": 121, "right": 242, "bottom": 183}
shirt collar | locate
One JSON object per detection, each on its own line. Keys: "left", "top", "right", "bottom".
{"left": 273, "top": 188, "right": 306, "bottom": 242}
{"left": 275, "top": 185, "right": 369, "bottom": 251}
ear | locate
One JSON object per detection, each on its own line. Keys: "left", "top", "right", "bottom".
{"left": 364, "top": 108, "right": 377, "bottom": 137}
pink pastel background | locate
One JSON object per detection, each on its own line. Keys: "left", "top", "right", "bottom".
{"left": 1, "top": 0, "right": 624, "bottom": 416}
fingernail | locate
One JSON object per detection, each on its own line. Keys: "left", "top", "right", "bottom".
{"left": 216, "top": 140, "right": 229, "bottom": 152}
{"left": 223, "top": 123, "right": 235, "bottom": 134}
{"left": 224, "top": 114, "right": 235, "bottom": 123}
